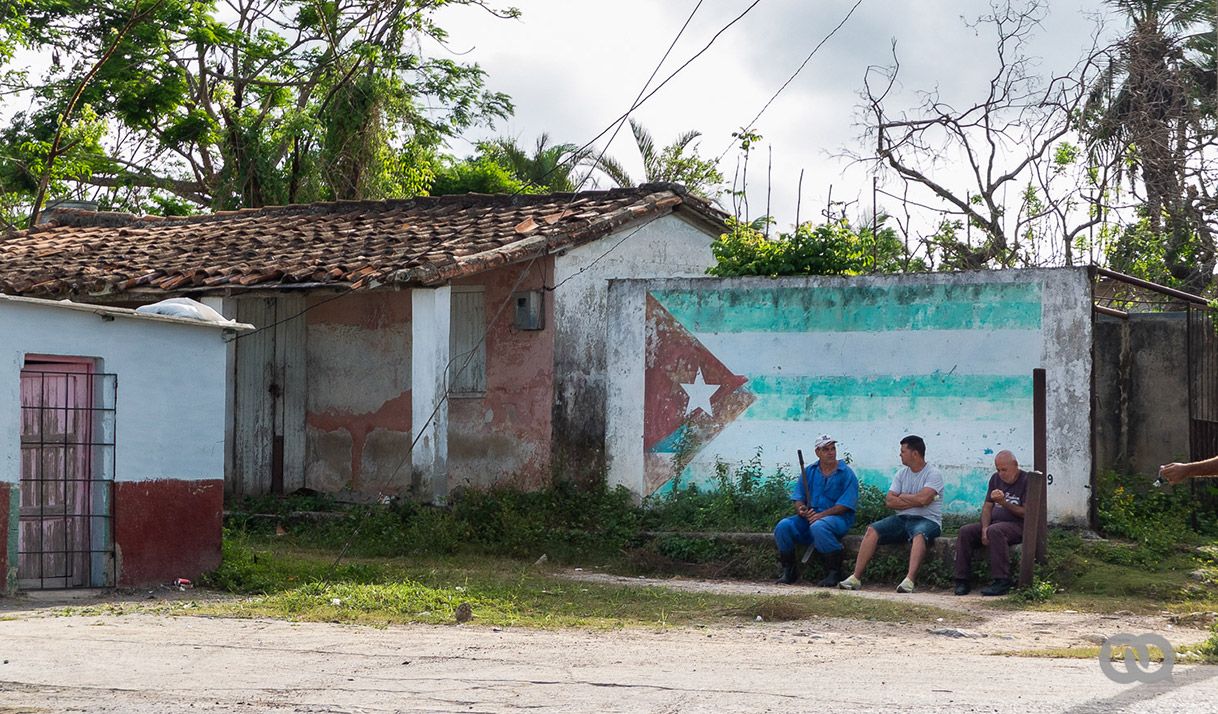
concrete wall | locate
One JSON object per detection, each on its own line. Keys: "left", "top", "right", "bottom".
{"left": 1093, "top": 313, "right": 1190, "bottom": 476}
{"left": 304, "top": 290, "right": 412, "bottom": 495}
{"left": 552, "top": 214, "right": 717, "bottom": 476}
{"left": 0, "top": 297, "right": 232, "bottom": 589}
{"left": 606, "top": 268, "right": 1094, "bottom": 524}
{"left": 448, "top": 259, "right": 556, "bottom": 492}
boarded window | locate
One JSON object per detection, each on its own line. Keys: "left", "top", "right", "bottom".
{"left": 449, "top": 288, "right": 486, "bottom": 395}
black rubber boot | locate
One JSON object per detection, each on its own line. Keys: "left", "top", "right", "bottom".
{"left": 776, "top": 551, "right": 799, "bottom": 585}
{"left": 954, "top": 579, "right": 971, "bottom": 596}
{"left": 816, "top": 550, "right": 843, "bottom": 587}
{"left": 981, "top": 578, "right": 1012, "bottom": 596}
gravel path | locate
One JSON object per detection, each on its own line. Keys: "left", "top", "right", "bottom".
{"left": 0, "top": 576, "right": 1214, "bottom": 713}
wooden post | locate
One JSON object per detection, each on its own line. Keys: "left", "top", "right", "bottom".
{"left": 1020, "top": 368, "right": 1050, "bottom": 587}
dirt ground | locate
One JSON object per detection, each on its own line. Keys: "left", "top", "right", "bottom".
{"left": 0, "top": 572, "right": 1216, "bottom": 713}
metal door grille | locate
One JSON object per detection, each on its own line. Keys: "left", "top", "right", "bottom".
{"left": 1187, "top": 306, "right": 1218, "bottom": 524}
{"left": 18, "top": 369, "right": 117, "bottom": 589}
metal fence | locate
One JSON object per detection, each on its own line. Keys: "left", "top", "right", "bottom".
{"left": 17, "top": 370, "right": 117, "bottom": 589}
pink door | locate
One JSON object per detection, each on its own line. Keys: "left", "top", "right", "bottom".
{"left": 19, "top": 359, "right": 94, "bottom": 589}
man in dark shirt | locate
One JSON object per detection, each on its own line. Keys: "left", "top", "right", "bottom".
{"left": 952, "top": 450, "right": 1027, "bottom": 596}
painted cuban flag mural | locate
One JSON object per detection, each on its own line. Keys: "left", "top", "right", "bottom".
{"left": 641, "top": 281, "right": 1045, "bottom": 513}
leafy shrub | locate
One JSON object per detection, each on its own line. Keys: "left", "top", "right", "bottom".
{"left": 641, "top": 448, "right": 889, "bottom": 534}
{"left": 1011, "top": 578, "right": 1056, "bottom": 603}
{"left": 1096, "top": 470, "right": 1195, "bottom": 562}
{"left": 225, "top": 477, "right": 641, "bottom": 563}
{"left": 640, "top": 450, "right": 792, "bottom": 532}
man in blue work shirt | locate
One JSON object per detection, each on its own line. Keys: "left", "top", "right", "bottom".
{"left": 773, "top": 434, "right": 859, "bottom": 586}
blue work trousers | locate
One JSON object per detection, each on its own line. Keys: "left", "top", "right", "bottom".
{"left": 773, "top": 513, "right": 850, "bottom": 554}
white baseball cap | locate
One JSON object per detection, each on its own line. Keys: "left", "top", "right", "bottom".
{"left": 814, "top": 434, "right": 837, "bottom": 449}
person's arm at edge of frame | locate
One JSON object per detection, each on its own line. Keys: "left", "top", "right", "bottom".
{"left": 1160, "top": 455, "right": 1218, "bottom": 484}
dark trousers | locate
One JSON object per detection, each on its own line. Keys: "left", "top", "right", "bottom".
{"left": 954, "top": 520, "right": 1023, "bottom": 580}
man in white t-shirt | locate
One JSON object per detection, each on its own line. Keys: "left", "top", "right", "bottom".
{"left": 839, "top": 435, "right": 944, "bottom": 593}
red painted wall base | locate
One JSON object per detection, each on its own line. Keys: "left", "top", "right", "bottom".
{"left": 0, "top": 483, "right": 11, "bottom": 595}
{"left": 114, "top": 479, "right": 224, "bottom": 587}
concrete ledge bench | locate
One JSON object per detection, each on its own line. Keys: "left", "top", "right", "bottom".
{"left": 640, "top": 531, "right": 1025, "bottom": 570}
{"left": 642, "top": 471, "right": 1050, "bottom": 586}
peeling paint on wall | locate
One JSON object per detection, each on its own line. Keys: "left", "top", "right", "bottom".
{"left": 552, "top": 215, "right": 717, "bottom": 475}
{"left": 447, "top": 260, "right": 555, "bottom": 491}
{"left": 305, "top": 291, "right": 411, "bottom": 494}
{"left": 608, "top": 269, "right": 1093, "bottom": 523}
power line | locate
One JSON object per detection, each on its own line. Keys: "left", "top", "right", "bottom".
{"left": 715, "top": 0, "right": 864, "bottom": 164}
{"left": 325, "top": 0, "right": 739, "bottom": 567}
{"left": 222, "top": 0, "right": 728, "bottom": 346}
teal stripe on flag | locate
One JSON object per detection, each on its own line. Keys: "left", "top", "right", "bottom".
{"left": 651, "top": 283, "right": 1042, "bottom": 333}
{"left": 742, "top": 394, "right": 1032, "bottom": 422}
{"left": 746, "top": 374, "right": 1033, "bottom": 399}
{"left": 743, "top": 374, "right": 1032, "bottom": 421}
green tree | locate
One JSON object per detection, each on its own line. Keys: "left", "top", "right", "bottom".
{"left": 1, "top": 0, "right": 516, "bottom": 224}
{"left": 1083, "top": 0, "right": 1218, "bottom": 292}
{"left": 429, "top": 155, "right": 541, "bottom": 196}
{"left": 596, "top": 119, "right": 723, "bottom": 200}
{"left": 707, "top": 216, "right": 924, "bottom": 278}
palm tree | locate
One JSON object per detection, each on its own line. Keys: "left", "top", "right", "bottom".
{"left": 1084, "top": 0, "right": 1217, "bottom": 291}
{"left": 593, "top": 119, "right": 724, "bottom": 199}
{"left": 478, "top": 134, "right": 591, "bottom": 192}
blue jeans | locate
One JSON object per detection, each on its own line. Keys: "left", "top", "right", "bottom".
{"left": 870, "top": 514, "right": 941, "bottom": 545}
{"left": 773, "top": 513, "right": 852, "bottom": 554}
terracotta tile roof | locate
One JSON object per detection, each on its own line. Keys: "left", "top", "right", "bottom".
{"left": 0, "top": 184, "right": 726, "bottom": 296}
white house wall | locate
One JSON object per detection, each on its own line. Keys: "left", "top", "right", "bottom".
{"left": 552, "top": 213, "right": 717, "bottom": 470}
{"left": 0, "top": 298, "right": 233, "bottom": 590}
{"left": 606, "top": 268, "right": 1094, "bottom": 524}
{"left": 0, "top": 301, "right": 230, "bottom": 485}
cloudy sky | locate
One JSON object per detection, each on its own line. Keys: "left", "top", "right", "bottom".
{"left": 434, "top": 0, "right": 1119, "bottom": 233}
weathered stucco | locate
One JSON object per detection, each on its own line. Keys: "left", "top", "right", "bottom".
{"left": 305, "top": 291, "right": 411, "bottom": 495}
{"left": 447, "top": 259, "right": 555, "bottom": 492}
{"left": 552, "top": 214, "right": 716, "bottom": 476}
{"left": 1092, "top": 313, "right": 1190, "bottom": 476}
{"left": 606, "top": 268, "right": 1093, "bottom": 524}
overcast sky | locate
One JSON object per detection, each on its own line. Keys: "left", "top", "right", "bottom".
{"left": 434, "top": 0, "right": 1118, "bottom": 232}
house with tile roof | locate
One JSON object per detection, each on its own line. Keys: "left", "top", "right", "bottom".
{"left": 0, "top": 184, "right": 727, "bottom": 503}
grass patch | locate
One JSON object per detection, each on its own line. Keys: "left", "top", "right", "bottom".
{"left": 182, "top": 537, "right": 970, "bottom": 629}
{"left": 1002, "top": 638, "right": 1216, "bottom": 665}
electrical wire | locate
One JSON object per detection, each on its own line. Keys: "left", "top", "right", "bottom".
{"left": 324, "top": 0, "right": 755, "bottom": 567}
{"left": 222, "top": 0, "right": 730, "bottom": 345}
{"left": 714, "top": 0, "right": 864, "bottom": 164}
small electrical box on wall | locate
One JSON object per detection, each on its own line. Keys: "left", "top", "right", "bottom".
{"left": 513, "top": 290, "right": 545, "bottom": 330}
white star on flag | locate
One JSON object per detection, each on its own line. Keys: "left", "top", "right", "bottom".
{"left": 680, "top": 368, "right": 720, "bottom": 417}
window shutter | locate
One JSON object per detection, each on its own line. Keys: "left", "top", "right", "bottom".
{"left": 449, "top": 289, "right": 486, "bottom": 394}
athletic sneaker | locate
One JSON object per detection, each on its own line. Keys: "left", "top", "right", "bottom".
{"left": 838, "top": 575, "right": 861, "bottom": 590}
{"left": 896, "top": 577, "right": 915, "bottom": 593}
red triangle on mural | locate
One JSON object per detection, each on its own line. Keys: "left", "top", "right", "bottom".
{"left": 643, "top": 294, "right": 754, "bottom": 494}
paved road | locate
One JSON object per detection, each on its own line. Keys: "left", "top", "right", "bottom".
{"left": 0, "top": 606, "right": 1215, "bottom": 713}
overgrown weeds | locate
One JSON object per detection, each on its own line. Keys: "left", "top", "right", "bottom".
{"left": 194, "top": 540, "right": 968, "bottom": 628}
{"left": 216, "top": 465, "right": 1218, "bottom": 612}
